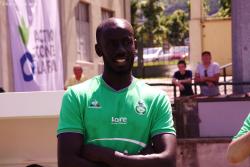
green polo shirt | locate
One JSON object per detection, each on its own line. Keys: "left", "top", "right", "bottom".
{"left": 233, "top": 113, "right": 250, "bottom": 140}
{"left": 57, "top": 75, "right": 176, "bottom": 154}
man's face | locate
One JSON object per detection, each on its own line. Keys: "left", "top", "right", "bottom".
{"left": 74, "top": 67, "right": 83, "bottom": 78}
{"left": 202, "top": 53, "right": 211, "bottom": 65}
{"left": 98, "top": 23, "right": 136, "bottom": 75}
{"left": 178, "top": 63, "right": 186, "bottom": 73}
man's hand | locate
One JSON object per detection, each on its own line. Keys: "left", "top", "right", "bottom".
{"left": 58, "top": 133, "right": 109, "bottom": 167}
{"left": 81, "top": 134, "right": 176, "bottom": 167}
{"left": 82, "top": 144, "right": 115, "bottom": 162}
{"left": 199, "top": 76, "right": 206, "bottom": 82}
{"left": 178, "top": 83, "right": 185, "bottom": 91}
{"left": 207, "top": 81, "right": 215, "bottom": 87}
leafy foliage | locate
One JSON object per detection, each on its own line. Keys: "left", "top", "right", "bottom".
{"left": 131, "top": 0, "right": 189, "bottom": 47}
{"left": 131, "top": 0, "right": 168, "bottom": 47}
{"left": 216, "top": 0, "right": 231, "bottom": 17}
{"left": 165, "top": 10, "right": 189, "bottom": 46}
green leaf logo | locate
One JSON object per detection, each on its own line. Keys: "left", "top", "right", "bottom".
{"left": 18, "top": 17, "right": 29, "bottom": 46}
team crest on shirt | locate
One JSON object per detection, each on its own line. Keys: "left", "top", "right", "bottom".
{"left": 89, "top": 99, "right": 101, "bottom": 108}
{"left": 135, "top": 100, "right": 147, "bottom": 115}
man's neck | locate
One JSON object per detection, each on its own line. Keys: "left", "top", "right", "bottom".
{"left": 102, "top": 71, "right": 133, "bottom": 91}
{"left": 75, "top": 75, "right": 82, "bottom": 81}
{"left": 204, "top": 62, "right": 211, "bottom": 68}
{"left": 180, "top": 70, "right": 186, "bottom": 75}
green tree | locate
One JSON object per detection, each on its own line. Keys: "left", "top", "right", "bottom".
{"left": 131, "top": 0, "right": 168, "bottom": 47}
{"left": 203, "top": 0, "right": 210, "bottom": 17}
{"left": 165, "top": 9, "right": 189, "bottom": 46}
{"left": 217, "top": 0, "right": 231, "bottom": 17}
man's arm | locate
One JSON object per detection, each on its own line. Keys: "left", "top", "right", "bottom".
{"left": 82, "top": 133, "right": 176, "bottom": 167}
{"left": 195, "top": 73, "right": 219, "bottom": 84}
{"left": 173, "top": 78, "right": 192, "bottom": 85}
{"left": 178, "top": 78, "right": 192, "bottom": 84}
{"left": 172, "top": 76, "right": 185, "bottom": 91}
{"left": 172, "top": 72, "right": 180, "bottom": 86}
{"left": 180, "top": 71, "right": 193, "bottom": 84}
{"left": 227, "top": 132, "right": 250, "bottom": 164}
{"left": 172, "top": 78, "right": 178, "bottom": 85}
{"left": 203, "top": 73, "right": 220, "bottom": 83}
{"left": 194, "top": 72, "right": 201, "bottom": 83}
{"left": 58, "top": 133, "right": 107, "bottom": 167}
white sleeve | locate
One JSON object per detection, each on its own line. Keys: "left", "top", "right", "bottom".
{"left": 213, "top": 63, "right": 220, "bottom": 74}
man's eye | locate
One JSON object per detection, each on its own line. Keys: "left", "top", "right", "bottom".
{"left": 124, "top": 39, "right": 132, "bottom": 46}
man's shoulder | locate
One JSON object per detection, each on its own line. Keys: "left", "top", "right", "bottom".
{"left": 174, "top": 71, "right": 180, "bottom": 76}
{"left": 69, "top": 76, "right": 101, "bottom": 94}
{"left": 185, "top": 70, "right": 192, "bottom": 74}
{"left": 196, "top": 63, "right": 203, "bottom": 68}
{"left": 195, "top": 63, "right": 204, "bottom": 72}
{"left": 244, "top": 113, "right": 250, "bottom": 125}
{"left": 211, "top": 62, "right": 220, "bottom": 67}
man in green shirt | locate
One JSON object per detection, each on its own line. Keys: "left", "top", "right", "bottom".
{"left": 57, "top": 18, "right": 176, "bottom": 167}
{"left": 227, "top": 113, "right": 250, "bottom": 164}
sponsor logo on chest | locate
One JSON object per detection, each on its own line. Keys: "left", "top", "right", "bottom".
{"left": 111, "top": 117, "right": 128, "bottom": 124}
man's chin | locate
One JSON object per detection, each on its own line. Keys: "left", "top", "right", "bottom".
{"left": 113, "top": 68, "right": 132, "bottom": 75}
{"left": 107, "top": 66, "right": 132, "bottom": 75}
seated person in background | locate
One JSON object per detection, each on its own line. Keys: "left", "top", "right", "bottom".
{"left": 194, "top": 51, "right": 220, "bottom": 96}
{"left": 172, "top": 60, "right": 194, "bottom": 96}
{"left": 64, "top": 64, "right": 86, "bottom": 90}
{"left": 227, "top": 113, "right": 250, "bottom": 164}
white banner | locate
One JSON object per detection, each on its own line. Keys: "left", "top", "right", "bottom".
{"left": 8, "top": 0, "right": 63, "bottom": 91}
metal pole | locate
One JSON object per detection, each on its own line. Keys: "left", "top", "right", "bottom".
{"left": 174, "top": 85, "right": 177, "bottom": 98}
{"left": 223, "top": 68, "right": 227, "bottom": 95}
{"left": 194, "top": 83, "right": 197, "bottom": 94}
{"left": 137, "top": 38, "right": 144, "bottom": 78}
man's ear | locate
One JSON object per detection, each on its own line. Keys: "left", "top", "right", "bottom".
{"left": 95, "top": 43, "right": 103, "bottom": 57}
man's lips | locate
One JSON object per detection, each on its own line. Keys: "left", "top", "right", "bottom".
{"left": 113, "top": 56, "right": 128, "bottom": 64}
{"left": 115, "top": 58, "right": 126, "bottom": 63}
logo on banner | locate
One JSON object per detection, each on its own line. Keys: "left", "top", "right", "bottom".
{"left": 18, "top": 16, "right": 35, "bottom": 81}
{"left": 20, "top": 52, "right": 35, "bottom": 81}
{"left": 8, "top": 0, "right": 64, "bottom": 90}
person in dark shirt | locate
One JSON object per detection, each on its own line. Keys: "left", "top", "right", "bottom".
{"left": 172, "top": 60, "right": 194, "bottom": 96}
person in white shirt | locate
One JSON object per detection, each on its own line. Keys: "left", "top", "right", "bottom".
{"left": 194, "top": 51, "right": 220, "bottom": 96}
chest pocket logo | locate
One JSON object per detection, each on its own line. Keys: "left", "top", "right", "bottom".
{"left": 135, "top": 100, "right": 147, "bottom": 115}
{"left": 89, "top": 99, "right": 101, "bottom": 109}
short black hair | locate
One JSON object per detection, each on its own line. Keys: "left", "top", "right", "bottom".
{"left": 202, "top": 51, "right": 211, "bottom": 56}
{"left": 96, "top": 18, "right": 119, "bottom": 44}
{"left": 177, "top": 60, "right": 186, "bottom": 67}
{"left": 96, "top": 18, "right": 134, "bottom": 44}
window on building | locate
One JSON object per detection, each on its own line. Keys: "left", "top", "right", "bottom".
{"left": 101, "top": 8, "right": 114, "bottom": 21}
{"left": 75, "top": 2, "right": 91, "bottom": 62}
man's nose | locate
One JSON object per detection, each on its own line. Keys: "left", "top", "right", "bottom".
{"left": 116, "top": 42, "right": 126, "bottom": 54}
